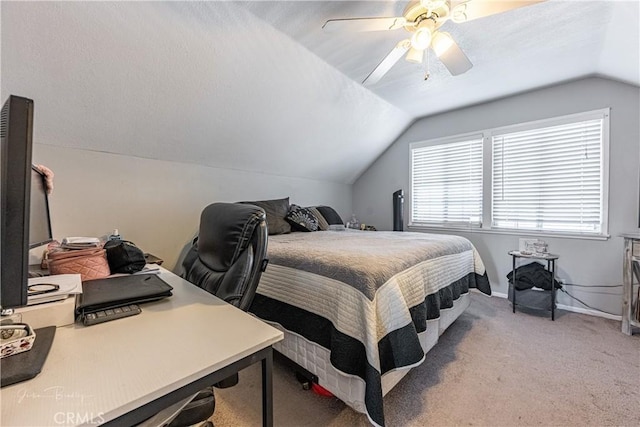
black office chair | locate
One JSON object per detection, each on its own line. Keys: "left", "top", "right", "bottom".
{"left": 170, "top": 202, "right": 269, "bottom": 426}
{"left": 182, "top": 202, "right": 268, "bottom": 310}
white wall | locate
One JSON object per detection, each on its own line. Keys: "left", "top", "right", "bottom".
{"left": 353, "top": 77, "right": 640, "bottom": 316}
{"left": 1, "top": 1, "right": 410, "bottom": 186}
{"left": 33, "top": 144, "right": 352, "bottom": 272}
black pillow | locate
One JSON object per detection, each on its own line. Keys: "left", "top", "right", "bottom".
{"left": 315, "top": 206, "right": 344, "bottom": 225}
{"left": 285, "top": 205, "right": 319, "bottom": 232}
{"left": 239, "top": 197, "right": 291, "bottom": 235}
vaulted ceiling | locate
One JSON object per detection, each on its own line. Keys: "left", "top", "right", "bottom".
{"left": 2, "top": 1, "right": 638, "bottom": 184}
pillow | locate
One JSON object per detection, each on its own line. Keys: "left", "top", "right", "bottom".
{"left": 285, "top": 205, "right": 319, "bottom": 232}
{"left": 307, "top": 207, "right": 329, "bottom": 231}
{"left": 239, "top": 197, "right": 291, "bottom": 235}
{"left": 315, "top": 206, "right": 344, "bottom": 225}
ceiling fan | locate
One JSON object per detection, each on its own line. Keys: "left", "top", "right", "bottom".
{"left": 323, "top": 0, "right": 544, "bottom": 85}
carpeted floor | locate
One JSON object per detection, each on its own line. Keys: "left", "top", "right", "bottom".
{"left": 212, "top": 293, "right": 640, "bottom": 426}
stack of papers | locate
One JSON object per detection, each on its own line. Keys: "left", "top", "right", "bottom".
{"left": 27, "top": 274, "right": 83, "bottom": 305}
{"left": 109, "top": 264, "right": 161, "bottom": 278}
{"left": 61, "top": 237, "right": 101, "bottom": 249}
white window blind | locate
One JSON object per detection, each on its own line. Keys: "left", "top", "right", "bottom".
{"left": 411, "top": 137, "right": 483, "bottom": 227}
{"left": 492, "top": 117, "right": 604, "bottom": 234}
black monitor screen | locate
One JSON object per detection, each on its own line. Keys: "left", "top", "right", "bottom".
{"left": 0, "top": 95, "right": 34, "bottom": 310}
{"left": 29, "top": 167, "right": 53, "bottom": 248}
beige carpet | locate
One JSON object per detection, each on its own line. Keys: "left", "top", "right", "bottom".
{"left": 213, "top": 293, "right": 640, "bottom": 426}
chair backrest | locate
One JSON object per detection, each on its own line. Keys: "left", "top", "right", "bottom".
{"left": 182, "top": 202, "right": 268, "bottom": 311}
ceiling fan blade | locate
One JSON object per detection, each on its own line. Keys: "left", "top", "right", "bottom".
{"left": 451, "top": 0, "right": 545, "bottom": 23}
{"left": 323, "top": 17, "right": 407, "bottom": 33}
{"left": 432, "top": 32, "right": 472, "bottom": 76}
{"left": 363, "top": 40, "right": 411, "bottom": 86}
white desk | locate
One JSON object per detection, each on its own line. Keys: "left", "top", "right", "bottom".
{"left": 0, "top": 268, "right": 283, "bottom": 426}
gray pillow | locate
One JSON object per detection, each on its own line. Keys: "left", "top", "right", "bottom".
{"left": 239, "top": 197, "right": 291, "bottom": 235}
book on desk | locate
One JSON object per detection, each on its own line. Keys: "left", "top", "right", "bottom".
{"left": 76, "top": 273, "right": 173, "bottom": 324}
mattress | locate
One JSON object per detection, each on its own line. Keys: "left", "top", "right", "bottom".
{"left": 250, "top": 230, "right": 491, "bottom": 426}
{"left": 267, "top": 292, "right": 470, "bottom": 415}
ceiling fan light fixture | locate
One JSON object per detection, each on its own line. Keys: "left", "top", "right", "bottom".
{"left": 406, "top": 47, "right": 424, "bottom": 64}
{"left": 432, "top": 31, "right": 472, "bottom": 75}
{"left": 411, "top": 27, "right": 432, "bottom": 50}
{"left": 324, "top": 0, "right": 546, "bottom": 83}
{"left": 432, "top": 31, "right": 454, "bottom": 57}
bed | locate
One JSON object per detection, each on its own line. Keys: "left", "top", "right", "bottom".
{"left": 249, "top": 229, "right": 491, "bottom": 426}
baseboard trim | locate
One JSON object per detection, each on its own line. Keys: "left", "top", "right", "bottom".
{"left": 491, "top": 291, "right": 621, "bottom": 321}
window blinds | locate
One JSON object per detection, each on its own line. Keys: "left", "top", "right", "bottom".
{"left": 492, "top": 118, "right": 604, "bottom": 234}
{"left": 411, "top": 137, "right": 483, "bottom": 226}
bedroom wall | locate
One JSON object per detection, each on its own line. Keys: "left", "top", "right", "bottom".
{"left": 353, "top": 76, "right": 640, "bottom": 317}
{"left": 31, "top": 144, "right": 352, "bottom": 272}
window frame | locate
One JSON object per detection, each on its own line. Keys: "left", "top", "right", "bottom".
{"left": 408, "top": 109, "right": 610, "bottom": 240}
{"left": 408, "top": 131, "right": 485, "bottom": 230}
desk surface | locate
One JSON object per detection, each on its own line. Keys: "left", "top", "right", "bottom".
{"left": 0, "top": 268, "right": 283, "bottom": 426}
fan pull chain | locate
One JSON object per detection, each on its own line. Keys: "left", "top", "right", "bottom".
{"left": 424, "top": 49, "right": 431, "bottom": 81}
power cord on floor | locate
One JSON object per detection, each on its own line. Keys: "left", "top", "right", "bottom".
{"left": 562, "top": 283, "right": 622, "bottom": 288}
{"left": 561, "top": 283, "right": 624, "bottom": 295}
{"left": 559, "top": 288, "right": 620, "bottom": 317}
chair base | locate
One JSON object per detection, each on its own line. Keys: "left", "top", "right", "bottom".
{"left": 214, "top": 373, "right": 239, "bottom": 388}
{"left": 167, "top": 387, "right": 215, "bottom": 427}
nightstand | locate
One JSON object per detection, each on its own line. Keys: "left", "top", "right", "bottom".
{"left": 508, "top": 251, "right": 559, "bottom": 320}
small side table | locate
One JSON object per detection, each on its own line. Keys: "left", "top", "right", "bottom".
{"left": 508, "top": 251, "right": 559, "bottom": 320}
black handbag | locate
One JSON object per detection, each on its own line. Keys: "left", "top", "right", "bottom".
{"left": 103, "top": 240, "right": 146, "bottom": 274}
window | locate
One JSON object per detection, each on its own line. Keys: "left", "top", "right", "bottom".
{"left": 409, "top": 109, "right": 609, "bottom": 238}
{"left": 410, "top": 135, "right": 483, "bottom": 227}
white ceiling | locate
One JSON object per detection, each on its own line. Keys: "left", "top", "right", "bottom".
{"left": 1, "top": 1, "right": 638, "bottom": 184}
{"left": 244, "top": 0, "right": 640, "bottom": 117}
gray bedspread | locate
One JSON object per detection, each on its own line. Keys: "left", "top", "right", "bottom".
{"left": 267, "top": 229, "right": 483, "bottom": 299}
{"left": 251, "top": 229, "right": 490, "bottom": 427}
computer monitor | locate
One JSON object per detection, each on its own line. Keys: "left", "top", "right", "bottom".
{"left": 1, "top": 95, "right": 35, "bottom": 311}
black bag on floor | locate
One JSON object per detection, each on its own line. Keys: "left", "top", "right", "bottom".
{"left": 103, "top": 240, "right": 146, "bottom": 274}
